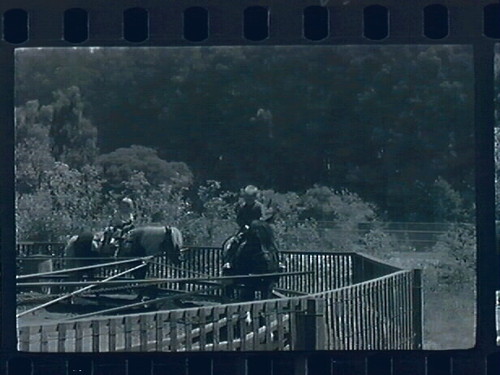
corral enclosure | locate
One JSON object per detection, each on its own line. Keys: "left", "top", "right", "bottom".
{"left": 17, "top": 244, "right": 422, "bottom": 352}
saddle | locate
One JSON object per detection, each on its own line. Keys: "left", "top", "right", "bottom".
{"left": 99, "top": 224, "right": 134, "bottom": 256}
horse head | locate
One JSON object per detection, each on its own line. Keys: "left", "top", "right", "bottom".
{"left": 246, "top": 220, "right": 276, "bottom": 250}
{"left": 165, "top": 226, "right": 183, "bottom": 264}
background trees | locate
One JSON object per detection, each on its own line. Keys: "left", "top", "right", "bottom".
{"left": 15, "top": 45, "right": 475, "bottom": 242}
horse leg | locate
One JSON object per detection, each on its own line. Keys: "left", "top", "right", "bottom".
{"left": 131, "top": 265, "right": 153, "bottom": 301}
{"left": 259, "top": 281, "right": 274, "bottom": 300}
{"left": 240, "top": 282, "right": 256, "bottom": 301}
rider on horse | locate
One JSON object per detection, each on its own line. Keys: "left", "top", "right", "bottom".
{"left": 236, "top": 185, "right": 265, "bottom": 230}
{"left": 223, "top": 185, "right": 270, "bottom": 273}
{"left": 102, "top": 197, "right": 136, "bottom": 253}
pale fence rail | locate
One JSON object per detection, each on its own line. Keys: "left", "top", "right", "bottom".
{"left": 16, "top": 243, "right": 422, "bottom": 351}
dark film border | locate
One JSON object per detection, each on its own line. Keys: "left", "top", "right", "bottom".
{"left": 1, "top": 1, "right": 499, "bottom": 374}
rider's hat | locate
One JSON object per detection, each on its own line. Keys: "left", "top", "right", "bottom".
{"left": 120, "top": 197, "right": 134, "bottom": 208}
{"left": 242, "top": 185, "right": 259, "bottom": 197}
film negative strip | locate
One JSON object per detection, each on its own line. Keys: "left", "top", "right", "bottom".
{"left": 1, "top": 0, "right": 500, "bottom": 374}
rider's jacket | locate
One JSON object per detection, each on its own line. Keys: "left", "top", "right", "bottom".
{"left": 108, "top": 212, "right": 135, "bottom": 240}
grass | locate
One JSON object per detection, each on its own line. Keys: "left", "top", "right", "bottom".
{"left": 386, "top": 251, "right": 476, "bottom": 349}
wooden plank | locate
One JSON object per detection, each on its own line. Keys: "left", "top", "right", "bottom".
{"left": 332, "top": 291, "right": 341, "bottom": 350}
{"left": 124, "top": 316, "right": 133, "bottom": 351}
{"left": 39, "top": 325, "right": 48, "bottom": 352}
{"left": 290, "top": 298, "right": 301, "bottom": 350}
{"left": 108, "top": 319, "right": 117, "bottom": 352}
{"left": 412, "top": 269, "right": 423, "bottom": 349}
{"left": 238, "top": 305, "right": 248, "bottom": 352}
{"left": 372, "top": 280, "right": 381, "bottom": 350}
{"left": 75, "top": 322, "right": 83, "bottom": 352}
{"left": 324, "top": 294, "right": 334, "bottom": 349}
{"left": 169, "top": 310, "right": 180, "bottom": 352}
{"left": 139, "top": 315, "right": 148, "bottom": 352}
{"left": 184, "top": 309, "right": 194, "bottom": 352}
{"left": 396, "top": 273, "right": 404, "bottom": 348}
{"left": 366, "top": 281, "right": 373, "bottom": 349}
{"left": 358, "top": 285, "right": 366, "bottom": 350}
{"left": 351, "top": 286, "right": 359, "bottom": 350}
{"left": 199, "top": 308, "right": 209, "bottom": 351}
{"left": 226, "top": 304, "right": 236, "bottom": 351}
{"left": 156, "top": 313, "right": 165, "bottom": 351}
{"left": 389, "top": 276, "right": 396, "bottom": 349}
{"left": 385, "top": 276, "right": 392, "bottom": 349}
{"left": 251, "top": 302, "right": 261, "bottom": 349}
{"left": 91, "top": 320, "right": 100, "bottom": 352}
{"left": 276, "top": 300, "right": 286, "bottom": 350}
{"left": 264, "top": 301, "right": 275, "bottom": 351}
{"left": 18, "top": 326, "right": 30, "bottom": 351}
{"left": 212, "top": 305, "right": 224, "bottom": 351}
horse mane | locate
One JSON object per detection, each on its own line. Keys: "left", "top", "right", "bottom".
{"left": 168, "top": 226, "right": 183, "bottom": 252}
{"left": 248, "top": 220, "right": 277, "bottom": 252}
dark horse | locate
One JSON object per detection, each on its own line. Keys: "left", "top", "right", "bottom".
{"left": 222, "top": 220, "right": 281, "bottom": 301}
{"left": 64, "top": 226, "right": 183, "bottom": 299}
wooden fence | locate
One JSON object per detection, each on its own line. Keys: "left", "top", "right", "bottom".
{"left": 18, "top": 297, "right": 325, "bottom": 352}
{"left": 16, "top": 243, "right": 422, "bottom": 351}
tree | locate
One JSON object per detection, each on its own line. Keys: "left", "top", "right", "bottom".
{"left": 97, "top": 145, "right": 194, "bottom": 191}
{"left": 16, "top": 163, "right": 108, "bottom": 241}
{"left": 48, "top": 86, "right": 98, "bottom": 169}
{"left": 428, "top": 177, "right": 470, "bottom": 222}
{"left": 15, "top": 100, "right": 55, "bottom": 194}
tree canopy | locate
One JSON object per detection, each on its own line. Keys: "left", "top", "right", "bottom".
{"left": 15, "top": 45, "right": 475, "bottom": 224}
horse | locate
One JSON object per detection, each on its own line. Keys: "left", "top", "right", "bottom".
{"left": 63, "top": 232, "right": 104, "bottom": 281}
{"left": 115, "top": 225, "right": 183, "bottom": 300}
{"left": 222, "top": 220, "right": 281, "bottom": 301}
{"left": 63, "top": 225, "right": 183, "bottom": 300}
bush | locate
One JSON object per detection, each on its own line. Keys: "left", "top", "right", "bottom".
{"left": 430, "top": 223, "right": 476, "bottom": 291}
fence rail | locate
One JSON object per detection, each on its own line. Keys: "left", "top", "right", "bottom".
{"left": 16, "top": 242, "right": 422, "bottom": 351}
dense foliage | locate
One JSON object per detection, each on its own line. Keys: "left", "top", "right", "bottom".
{"left": 15, "top": 46, "right": 475, "bottom": 246}
{"left": 15, "top": 46, "right": 475, "bottom": 226}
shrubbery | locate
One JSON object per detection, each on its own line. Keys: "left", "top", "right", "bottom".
{"left": 429, "top": 224, "right": 476, "bottom": 291}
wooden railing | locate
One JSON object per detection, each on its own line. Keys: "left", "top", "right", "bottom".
{"left": 16, "top": 242, "right": 423, "bottom": 351}
{"left": 18, "top": 297, "right": 325, "bottom": 352}
{"left": 316, "top": 269, "right": 422, "bottom": 350}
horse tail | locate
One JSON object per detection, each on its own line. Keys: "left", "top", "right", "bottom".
{"left": 64, "top": 233, "right": 93, "bottom": 279}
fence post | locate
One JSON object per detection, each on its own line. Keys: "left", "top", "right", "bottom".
{"left": 294, "top": 298, "right": 326, "bottom": 350}
{"left": 411, "top": 269, "right": 423, "bottom": 349}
